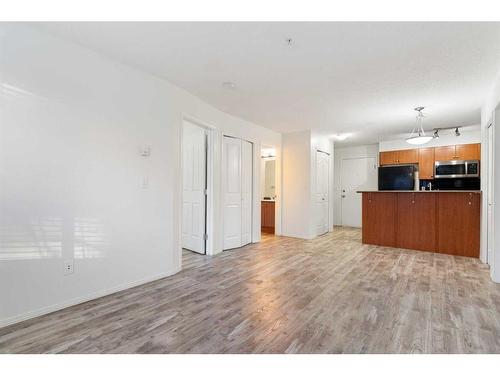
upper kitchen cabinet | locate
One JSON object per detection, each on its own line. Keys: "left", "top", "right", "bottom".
{"left": 379, "top": 151, "right": 398, "bottom": 165}
{"left": 434, "top": 145, "right": 456, "bottom": 161}
{"left": 418, "top": 147, "right": 435, "bottom": 179}
{"left": 379, "top": 149, "right": 418, "bottom": 165}
{"left": 434, "top": 143, "right": 481, "bottom": 161}
{"left": 397, "top": 149, "right": 418, "bottom": 164}
{"left": 455, "top": 143, "right": 481, "bottom": 160}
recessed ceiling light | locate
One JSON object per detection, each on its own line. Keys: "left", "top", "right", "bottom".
{"left": 222, "top": 81, "right": 236, "bottom": 90}
{"left": 332, "top": 133, "right": 351, "bottom": 141}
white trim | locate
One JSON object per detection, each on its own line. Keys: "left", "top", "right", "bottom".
{"left": 0, "top": 266, "right": 181, "bottom": 329}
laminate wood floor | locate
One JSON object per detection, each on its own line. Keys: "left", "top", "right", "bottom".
{"left": 2, "top": 228, "right": 500, "bottom": 353}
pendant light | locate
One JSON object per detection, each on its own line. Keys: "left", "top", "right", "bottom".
{"left": 406, "top": 107, "right": 433, "bottom": 145}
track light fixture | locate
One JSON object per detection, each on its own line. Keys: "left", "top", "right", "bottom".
{"left": 431, "top": 126, "right": 462, "bottom": 138}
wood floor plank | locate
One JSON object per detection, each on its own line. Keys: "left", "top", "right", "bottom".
{"left": 1, "top": 228, "right": 500, "bottom": 353}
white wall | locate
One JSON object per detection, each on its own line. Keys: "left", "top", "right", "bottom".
{"left": 0, "top": 24, "right": 281, "bottom": 327}
{"left": 379, "top": 125, "right": 481, "bottom": 151}
{"left": 282, "top": 131, "right": 312, "bottom": 239}
{"left": 333, "top": 144, "right": 379, "bottom": 225}
{"left": 481, "top": 68, "right": 500, "bottom": 282}
{"left": 281, "top": 131, "right": 334, "bottom": 239}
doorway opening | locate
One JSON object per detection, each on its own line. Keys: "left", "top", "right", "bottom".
{"left": 261, "top": 146, "right": 276, "bottom": 236}
{"left": 181, "top": 118, "right": 213, "bottom": 258}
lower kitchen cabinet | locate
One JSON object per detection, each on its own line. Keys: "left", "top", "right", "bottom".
{"left": 396, "top": 193, "right": 436, "bottom": 252}
{"left": 437, "top": 193, "right": 480, "bottom": 257}
{"left": 362, "top": 192, "right": 397, "bottom": 247}
{"left": 360, "top": 191, "right": 481, "bottom": 258}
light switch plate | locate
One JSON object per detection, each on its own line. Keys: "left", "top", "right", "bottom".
{"left": 64, "top": 260, "right": 74, "bottom": 275}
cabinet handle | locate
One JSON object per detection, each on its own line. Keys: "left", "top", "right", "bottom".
{"left": 468, "top": 201, "right": 472, "bottom": 205}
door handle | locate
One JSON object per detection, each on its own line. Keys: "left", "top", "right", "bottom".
{"left": 341, "top": 195, "right": 346, "bottom": 198}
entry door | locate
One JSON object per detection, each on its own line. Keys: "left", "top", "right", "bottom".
{"left": 341, "top": 157, "right": 377, "bottom": 228}
{"left": 488, "top": 123, "right": 495, "bottom": 265}
{"left": 222, "top": 136, "right": 253, "bottom": 250}
{"left": 182, "top": 121, "right": 207, "bottom": 254}
{"left": 314, "top": 151, "right": 329, "bottom": 236}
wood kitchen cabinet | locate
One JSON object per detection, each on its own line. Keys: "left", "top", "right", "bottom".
{"left": 379, "top": 149, "right": 418, "bottom": 165}
{"left": 379, "top": 151, "right": 398, "bottom": 165}
{"left": 434, "top": 143, "right": 481, "bottom": 161}
{"left": 434, "top": 145, "right": 456, "bottom": 162}
{"left": 418, "top": 147, "right": 435, "bottom": 179}
{"left": 396, "top": 193, "right": 437, "bottom": 252}
{"left": 397, "top": 149, "right": 419, "bottom": 164}
{"left": 437, "top": 192, "right": 480, "bottom": 257}
{"left": 360, "top": 191, "right": 481, "bottom": 258}
{"left": 380, "top": 143, "right": 481, "bottom": 177}
{"left": 362, "top": 192, "right": 397, "bottom": 247}
{"left": 455, "top": 143, "right": 481, "bottom": 160}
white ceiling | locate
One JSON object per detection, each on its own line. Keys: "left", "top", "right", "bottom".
{"left": 31, "top": 22, "right": 500, "bottom": 145}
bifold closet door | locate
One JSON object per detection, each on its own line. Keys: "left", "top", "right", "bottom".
{"left": 241, "top": 140, "right": 253, "bottom": 246}
{"left": 223, "top": 136, "right": 243, "bottom": 249}
{"left": 222, "top": 136, "right": 253, "bottom": 250}
{"left": 314, "top": 150, "right": 329, "bottom": 236}
{"left": 182, "top": 121, "right": 207, "bottom": 254}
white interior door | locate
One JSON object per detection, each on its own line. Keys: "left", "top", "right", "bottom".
{"left": 488, "top": 123, "right": 495, "bottom": 265}
{"left": 314, "top": 151, "right": 329, "bottom": 236}
{"left": 341, "top": 157, "right": 377, "bottom": 228}
{"left": 182, "top": 121, "right": 207, "bottom": 254}
{"left": 241, "top": 140, "right": 253, "bottom": 246}
{"left": 223, "top": 136, "right": 243, "bottom": 250}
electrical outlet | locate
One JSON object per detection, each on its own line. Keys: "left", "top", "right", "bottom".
{"left": 64, "top": 260, "right": 74, "bottom": 275}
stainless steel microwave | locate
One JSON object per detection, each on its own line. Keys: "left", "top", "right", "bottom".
{"left": 434, "top": 160, "right": 480, "bottom": 178}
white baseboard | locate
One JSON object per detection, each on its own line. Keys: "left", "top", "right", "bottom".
{"left": 0, "top": 266, "right": 181, "bottom": 329}
{"left": 280, "top": 232, "right": 316, "bottom": 240}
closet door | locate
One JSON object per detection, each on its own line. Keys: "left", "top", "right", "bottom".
{"left": 223, "top": 136, "right": 242, "bottom": 250}
{"left": 241, "top": 140, "right": 253, "bottom": 246}
{"left": 314, "top": 150, "right": 329, "bottom": 236}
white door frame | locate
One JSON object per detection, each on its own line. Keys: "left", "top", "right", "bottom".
{"left": 180, "top": 114, "right": 215, "bottom": 257}
{"left": 487, "top": 121, "right": 495, "bottom": 266}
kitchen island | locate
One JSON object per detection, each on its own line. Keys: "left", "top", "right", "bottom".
{"left": 358, "top": 191, "right": 481, "bottom": 257}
